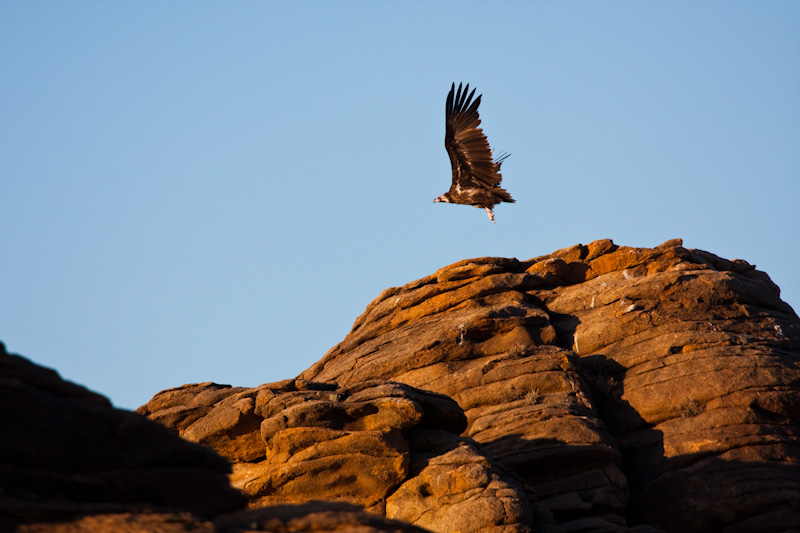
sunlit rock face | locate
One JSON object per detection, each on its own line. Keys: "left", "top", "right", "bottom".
{"left": 139, "top": 238, "right": 800, "bottom": 532}
{"left": 139, "top": 378, "right": 543, "bottom": 532}
{"left": 6, "top": 238, "right": 799, "bottom": 533}
{"left": 298, "top": 238, "right": 800, "bottom": 533}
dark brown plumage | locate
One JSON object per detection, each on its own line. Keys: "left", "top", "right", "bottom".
{"left": 434, "top": 82, "right": 514, "bottom": 223}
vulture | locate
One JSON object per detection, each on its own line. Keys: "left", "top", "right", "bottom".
{"left": 434, "top": 82, "right": 514, "bottom": 223}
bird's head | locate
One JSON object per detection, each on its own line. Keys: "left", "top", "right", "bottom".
{"left": 434, "top": 193, "right": 452, "bottom": 204}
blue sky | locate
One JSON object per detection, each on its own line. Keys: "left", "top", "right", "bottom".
{"left": 2, "top": 2, "right": 798, "bottom": 410}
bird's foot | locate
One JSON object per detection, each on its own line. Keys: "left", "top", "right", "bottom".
{"left": 485, "top": 208, "right": 495, "bottom": 223}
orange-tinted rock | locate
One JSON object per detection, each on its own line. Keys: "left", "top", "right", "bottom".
{"left": 299, "top": 258, "right": 629, "bottom": 529}
{"left": 139, "top": 378, "right": 543, "bottom": 532}
{"left": 13, "top": 512, "right": 215, "bottom": 533}
{"left": 299, "top": 238, "right": 800, "bottom": 532}
{"left": 538, "top": 241, "right": 800, "bottom": 531}
{"left": 386, "top": 433, "right": 535, "bottom": 532}
{"left": 11, "top": 504, "right": 434, "bottom": 533}
{"left": 214, "top": 501, "right": 432, "bottom": 532}
{"left": 10, "top": 238, "right": 798, "bottom": 533}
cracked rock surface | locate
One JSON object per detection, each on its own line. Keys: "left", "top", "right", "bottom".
{"left": 5, "top": 239, "right": 799, "bottom": 532}
{"left": 298, "top": 238, "right": 800, "bottom": 532}
{"left": 140, "top": 379, "right": 544, "bottom": 532}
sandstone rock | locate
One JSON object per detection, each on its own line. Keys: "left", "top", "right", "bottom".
{"left": 214, "top": 501, "right": 432, "bottom": 532}
{"left": 299, "top": 257, "right": 629, "bottom": 530}
{"left": 0, "top": 345, "right": 438, "bottom": 533}
{"left": 10, "top": 238, "right": 798, "bottom": 533}
{"left": 10, "top": 504, "right": 433, "bottom": 533}
{"left": 13, "top": 511, "right": 215, "bottom": 533}
{"left": 386, "top": 431, "right": 535, "bottom": 533}
{"left": 538, "top": 241, "right": 800, "bottom": 532}
{"left": 250, "top": 426, "right": 409, "bottom": 508}
{"left": 137, "top": 382, "right": 265, "bottom": 463}
{"left": 139, "top": 378, "right": 547, "bottom": 532}
{"left": 0, "top": 342, "right": 245, "bottom": 530}
{"left": 299, "top": 238, "right": 800, "bottom": 532}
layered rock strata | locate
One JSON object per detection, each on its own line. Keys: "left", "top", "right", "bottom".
{"left": 0, "top": 344, "right": 433, "bottom": 533}
{"left": 298, "top": 238, "right": 800, "bottom": 532}
{"left": 139, "top": 379, "right": 549, "bottom": 532}
{"left": 6, "top": 238, "right": 800, "bottom": 533}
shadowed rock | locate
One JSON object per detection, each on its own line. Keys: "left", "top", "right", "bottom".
{"left": 0, "top": 342, "right": 245, "bottom": 530}
{"left": 12, "top": 503, "right": 434, "bottom": 533}
{"left": 0, "top": 346, "right": 449, "bottom": 533}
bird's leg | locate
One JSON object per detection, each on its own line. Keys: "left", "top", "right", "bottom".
{"left": 485, "top": 208, "right": 495, "bottom": 223}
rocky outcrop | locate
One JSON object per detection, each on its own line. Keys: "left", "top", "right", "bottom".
{"left": 138, "top": 379, "right": 548, "bottom": 532}
{"left": 298, "top": 238, "right": 800, "bottom": 532}
{"left": 0, "top": 344, "right": 433, "bottom": 533}
{"left": 12, "top": 503, "right": 433, "bottom": 533}
{"left": 213, "top": 502, "right": 433, "bottom": 533}
{"left": 135, "top": 238, "right": 800, "bottom": 532}
{"left": 537, "top": 240, "right": 800, "bottom": 532}
{"left": 0, "top": 343, "right": 244, "bottom": 524}
{"left": 6, "top": 238, "right": 800, "bottom": 533}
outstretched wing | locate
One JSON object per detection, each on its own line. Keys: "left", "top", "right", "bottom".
{"left": 445, "top": 82, "right": 504, "bottom": 191}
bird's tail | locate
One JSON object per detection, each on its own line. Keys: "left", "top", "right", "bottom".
{"left": 493, "top": 187, "right": 515, "bottom": 204}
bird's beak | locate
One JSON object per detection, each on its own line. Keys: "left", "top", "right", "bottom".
{"left": 434, "top": 198, "right": 440, "bottom": 203}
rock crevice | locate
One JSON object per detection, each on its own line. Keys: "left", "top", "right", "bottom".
{"left": 295, "top": 238, "right": 800, "bottom": 532}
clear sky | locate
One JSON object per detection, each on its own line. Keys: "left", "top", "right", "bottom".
{"left": 2, "top": 2, "right": 798, "bottom": 410}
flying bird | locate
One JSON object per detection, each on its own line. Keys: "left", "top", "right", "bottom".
{"left": 434, "top": 82, "right": 514, "bottom": 223}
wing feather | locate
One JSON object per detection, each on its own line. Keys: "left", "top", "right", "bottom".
{"left": 444, "top": 82, "right": 506, "bottom": 192}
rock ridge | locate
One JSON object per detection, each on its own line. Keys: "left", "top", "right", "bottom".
{"left": 5, "top": 238, "right": 800, "bottom": 533}
{"left": 0, "top": 344, "right": 437, "bottom": 532}
{"left": 297, "top": 238, "right": 800, "bottom": 532}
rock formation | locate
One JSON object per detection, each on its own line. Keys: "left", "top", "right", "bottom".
{"left": 0, "top": 342, "right": 245, "bottom": 515}
{"left": 138, "top": 379, "right": 547, "bottom": 532}
{"left": 298, "top": 238, "right": 800, "bottom": 532}
{"left": 4, "top": 238, "right": 800, "bottom": 532}
{"left": 0, "top": 344, "right": 431, "bottom": 533}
